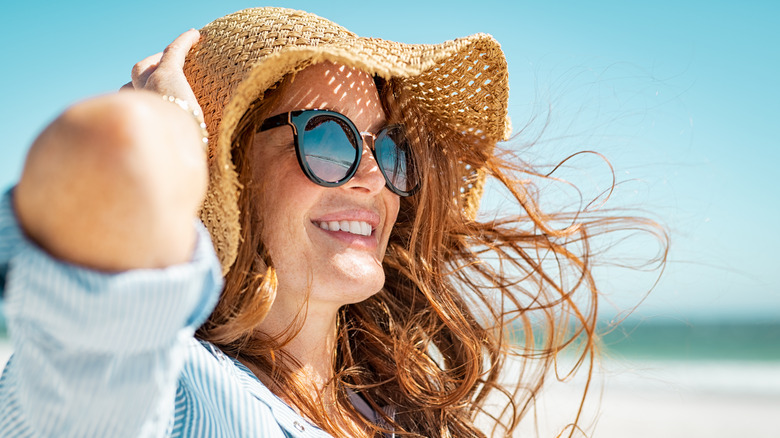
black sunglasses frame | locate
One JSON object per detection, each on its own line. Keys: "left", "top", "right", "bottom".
{"left": 258, "top": 109, "right": 418, "bottom": 197}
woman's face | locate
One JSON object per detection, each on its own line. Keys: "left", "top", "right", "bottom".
{"left": 251, "top": 62, "right": 400, "bottom": 313}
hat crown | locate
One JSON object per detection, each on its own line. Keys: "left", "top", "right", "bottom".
{"left": 206, "top": 7, "right": 356, "bottom": 58}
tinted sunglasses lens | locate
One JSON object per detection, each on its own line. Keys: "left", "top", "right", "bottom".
{"left": 376, "top": 126, "right": 416, "bottom": 193}
{"left": 301, "top": 115, "right": 359, "bottom": 183}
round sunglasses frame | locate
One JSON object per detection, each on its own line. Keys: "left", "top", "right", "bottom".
{"left": 257, "top": 109, "right": 419, "bottom": 197}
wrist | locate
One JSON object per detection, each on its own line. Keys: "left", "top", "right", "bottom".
{"left": 161, "top": 95, "right": 209, "bottom": 150}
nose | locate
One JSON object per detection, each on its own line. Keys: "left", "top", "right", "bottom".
{"left": 343, "top": 133, "right": 386, "bottom": 195}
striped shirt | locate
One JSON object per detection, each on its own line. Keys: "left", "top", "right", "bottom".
{"left": 0, "top": 189, "right": 343, "bottom": 437}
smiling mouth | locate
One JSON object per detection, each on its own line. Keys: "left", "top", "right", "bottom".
{"left": 314, "top": 220, "right": 373, "bottom": 237}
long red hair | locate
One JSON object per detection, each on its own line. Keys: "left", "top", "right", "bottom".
{"left": 196, "top": 73, "right": 668, "bottom": 437}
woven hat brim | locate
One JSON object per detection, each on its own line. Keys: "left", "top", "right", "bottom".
{"left": 186, "top": 11, "right": 510, "bottom": 275}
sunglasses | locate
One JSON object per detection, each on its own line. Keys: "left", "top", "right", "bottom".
{"left": 257, "top": 109, "right": 419, "bottom": 197}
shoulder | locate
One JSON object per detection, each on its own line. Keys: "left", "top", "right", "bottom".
{"left": 173, "top": 339, "right": 333, "bottom": 437}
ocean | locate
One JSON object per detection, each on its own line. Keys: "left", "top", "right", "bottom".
{"left": 502, "top": 318, "right": 780, "bottom": 437}
{"left": 597, "top": 319, "right": 780, "bottom": 363}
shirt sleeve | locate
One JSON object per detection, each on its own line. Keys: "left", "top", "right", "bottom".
{"left": 0, "top": 189, "right": 26, "bottom": 301}
{"left": 0, "top": 188, "right": 223, "bottom": 438}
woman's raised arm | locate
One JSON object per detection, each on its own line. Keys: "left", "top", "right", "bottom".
{"left": 14, "top": 29, "right": 207, "bottom": 271}
{"left": 0, "top": 30, "right": 222, "bottom": 438}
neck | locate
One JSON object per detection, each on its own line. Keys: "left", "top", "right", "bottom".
{"left": 249, "top": 294, "right": 342, "bottom": 393}
{"left": 241, "top": 295, "right": 374, "bottom": 437}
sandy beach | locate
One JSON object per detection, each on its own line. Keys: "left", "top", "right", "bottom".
{"left": 502, "top": 358, "right": 780, "bottom": 438}
{"left": 2, "top": 340, "right": 778, "bottom": 437}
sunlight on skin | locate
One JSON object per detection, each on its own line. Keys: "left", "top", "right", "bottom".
{"left": 243, "top": 62, "right": 399, "bottom": 400}
{"left": 285, "top": 64, "right": 384, "bottom": 132}
{"left": 253, "top": 62, "right": 393, "bottom": 316}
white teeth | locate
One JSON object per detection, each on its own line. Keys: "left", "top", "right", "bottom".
{"left": 349, "top": 221, "right": 360, "bottom": 234}
{"left": 317, "top": 220, "right": 372, "bottom": 236}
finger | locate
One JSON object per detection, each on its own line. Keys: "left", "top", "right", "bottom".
{"left": 119, "top": 81, "right": 134, "bottom": 91}
{"left": 131, "top": 52, "right": 163, "bottom": 89}
{"left": 157, "top": 29, "right": 200, "bottom": 71}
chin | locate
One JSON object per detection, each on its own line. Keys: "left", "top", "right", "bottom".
{"left": 337, "top": 273, "right": 385, "bottom": 304}
{"left": 323, "top": 257, "right": 386, "bottom": 305}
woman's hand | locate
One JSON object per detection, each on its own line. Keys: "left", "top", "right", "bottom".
{"left": 13, "top": 30, "right": 209, "bottom": 271}
{"left": 121, "top": 29, "right": 202, "bottom": 115}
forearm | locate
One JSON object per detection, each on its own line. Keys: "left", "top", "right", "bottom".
{"left": 13, "top": 90, "right": 207, "bottom": 271}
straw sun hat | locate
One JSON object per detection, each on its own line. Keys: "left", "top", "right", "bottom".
{"left": 183, "top": 7, "right": 511, "bottom": 275}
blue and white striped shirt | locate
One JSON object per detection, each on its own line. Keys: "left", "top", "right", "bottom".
{"left": 0, "top": 190, "right": 341, "bottom": 437}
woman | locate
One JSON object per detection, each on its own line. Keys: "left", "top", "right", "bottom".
{"left": 0, "top": 7, "right": 664, "bottom": 438}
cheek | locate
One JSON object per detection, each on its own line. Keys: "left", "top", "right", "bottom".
{"left": 380, "top": 193, "right": 401, "bottom": 251}
{"left": 387, "top": 195, "right": 400, "bottom": 226}
{"left": 252, "top": 153, "right": 312, "bottom": 250}
{"left": 258, "top": 168, "right": 313, "bottom": 234}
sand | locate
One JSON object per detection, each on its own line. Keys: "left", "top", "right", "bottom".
{"left": 503, "top": 358, "right": 780, "bottom": 437}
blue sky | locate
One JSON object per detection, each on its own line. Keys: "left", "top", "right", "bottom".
{"left": 1, "top": 1, "right": 777, "bottom": 322}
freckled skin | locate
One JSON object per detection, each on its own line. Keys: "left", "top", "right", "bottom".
{"left": 251, "top": 62, "right": 400, "bottom": 326}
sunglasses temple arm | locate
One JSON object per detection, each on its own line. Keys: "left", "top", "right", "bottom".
{"left": 257, "top": 112, "right": 293, "bottom": 133}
